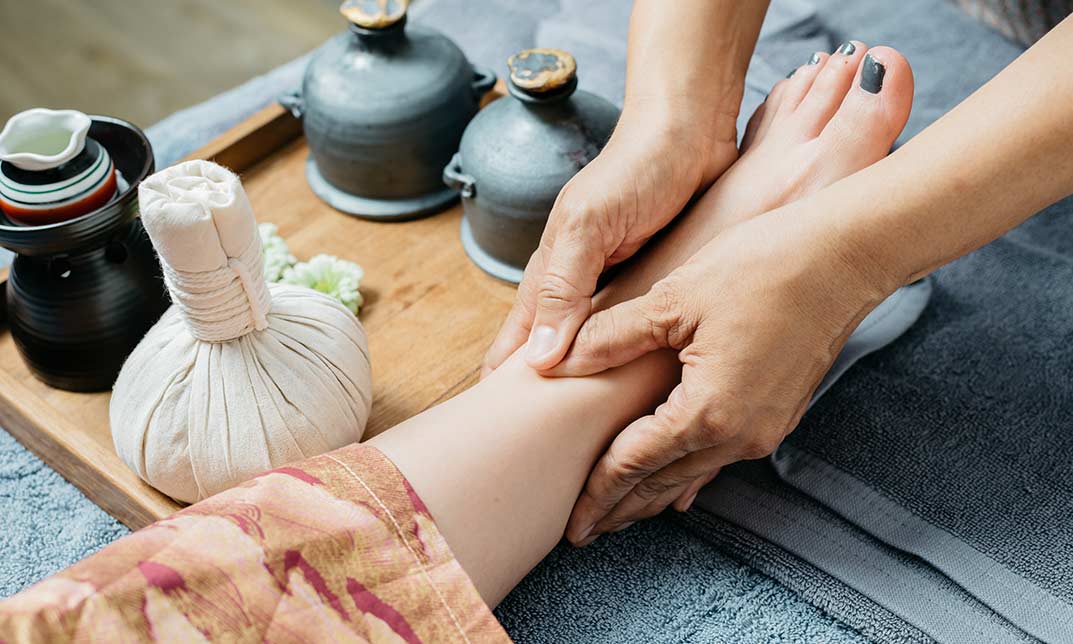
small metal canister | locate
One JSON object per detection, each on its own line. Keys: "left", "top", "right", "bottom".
{"left": 283, "top": 0, "right": 496, "bottom": 220}
{"left": 444, "top": 48, "right": 620, "bottom": 282}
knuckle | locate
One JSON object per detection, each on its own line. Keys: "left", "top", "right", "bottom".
{"left": 575, "top": 312, "right": 615, "bottom": 363}
{"left": 742, "top": 432, "right": 784, "bottom": 460}
{"left": 698, "top": 405, "right": 741, "bottom": 446}
{"left": 646, "top": 281, "right": 680, "bottom": 320}
{"left": 633, "top": 475, "right": 678, "bottom": 501}
{"left": 558, "top": 194, "right": 590, "bottom": 223}
{"left": 538, "top": 271, "right": 583, "bottom": 306}
{"left": 553, "top": 191, "right": 598, "bottom": 231}
{"left": 644, "top": 281, "right": 690, "bottom": 347}
{"left": 603, "top": 450, "right": 650, "bottom": 487}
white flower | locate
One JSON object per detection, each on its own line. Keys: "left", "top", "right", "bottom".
{"left": 259, "top": 223, "right": 296, "bottom": 283}
{"left": 282, "top": 254, "right": 365, "bottom": 314}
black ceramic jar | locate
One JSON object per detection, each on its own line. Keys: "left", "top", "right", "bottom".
{"left": 443, "top": 49, "right": 620, "bottom": 283}
{"left": 282, "top": 0, "right": 496, "bottom": 220}
{"left": 0, "top": 117, "right": 169, "bottom": 391}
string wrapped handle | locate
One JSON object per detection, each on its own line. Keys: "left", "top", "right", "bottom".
{"left": 139, "top": 160, "right": 272, "bottom": 342}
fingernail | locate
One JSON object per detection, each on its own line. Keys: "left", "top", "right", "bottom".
{"left": 526, "top": 325, "right": 557, "bottom": 363}
{"left": 786, "top": 69, "right": 796, "bottom": 79}
{"left": 578, "top": 534, "right": 600, "bottom": 547}
{"left": 836, "top": 42, "right": 856, "bottom": 55}
{"left": 807, "top": 52, "right": 822, "bottom": 65}
{"left": 860, "top": 53, "right": 885, "bottom": 94}
{"left": 682, "top": 489, "right": 700, "bottom": 511}
{"left": 574, "top": 523, "right": 594, "bottom": 544}
{"left": 613, "top": 521, "right": 636, "bottom": 533}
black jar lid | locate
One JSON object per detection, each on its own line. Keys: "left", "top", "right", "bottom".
{"left": 507, "top": 48, "right": 578, "bottom": 103}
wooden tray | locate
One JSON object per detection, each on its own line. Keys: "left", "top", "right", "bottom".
{"left": 0, "top": 92, "right": 517, "bottom": 529}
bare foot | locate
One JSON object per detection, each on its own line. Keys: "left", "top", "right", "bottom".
{"left": 603, "top": 42, "right": 915, "bottom": 303}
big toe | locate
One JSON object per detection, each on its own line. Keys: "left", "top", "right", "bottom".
{"left": 819, "top": 46, "right": 914, "bottom": 160}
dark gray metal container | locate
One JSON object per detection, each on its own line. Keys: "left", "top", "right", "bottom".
{"left": 443, "top": 49, "right": 619, "bottom": 283}
{"left": 282, "top": 2, "right": 496, "bottom": 220}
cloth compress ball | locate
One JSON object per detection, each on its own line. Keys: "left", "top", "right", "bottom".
{"left": 111, "top": 160, "right": 372, "bottom": 503}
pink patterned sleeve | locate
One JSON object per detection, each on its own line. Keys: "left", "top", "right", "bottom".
{"left": 0, "top": 443, "right": 510, "bottom": 643}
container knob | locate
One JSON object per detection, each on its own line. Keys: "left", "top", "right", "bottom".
{"left": 507, "top": 49, "right": 577, "bottom": 95}
{"left": 340, "top": 0, "right": 408, "bottom": 29}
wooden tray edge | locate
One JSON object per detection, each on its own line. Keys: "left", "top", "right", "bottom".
{"left": 183, "top": 102, "right": 303, "bottom": 169}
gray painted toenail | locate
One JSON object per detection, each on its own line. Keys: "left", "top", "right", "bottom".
{"left": 808, "top": 52, "right": 822, "bottom": 65}
{"left": 837, "top": 42, "right": 857, "bottom": 55}
{"left": 860, "top": 53, "right": 886, "bottom": 93}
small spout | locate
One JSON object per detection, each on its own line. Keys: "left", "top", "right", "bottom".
{"left": 0, "top": 109, "right": 91, "bottom": 171}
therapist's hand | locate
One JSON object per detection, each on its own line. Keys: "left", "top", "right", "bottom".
{"left": 482, "top": 105, "right": 739, "bottom": 376}
{"left": 546, "top": 210, "right": 896, "bottom": 544}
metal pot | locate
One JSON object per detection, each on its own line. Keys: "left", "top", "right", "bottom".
{"left": 0, "top": 117, "right": 169, "bottom": 391}
{"left": 443, "top": 48, "right": 619, "bottom": 283}
{"left": 281, "top": 0, "right": 496, "bottom": 221}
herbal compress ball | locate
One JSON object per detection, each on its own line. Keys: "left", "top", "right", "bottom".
{"left": 111, "top": 160, "right": 372, "bottom": 503}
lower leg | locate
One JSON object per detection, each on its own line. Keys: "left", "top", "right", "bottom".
{"left": 371, "top": 350, "right": 677, "bottom": 606}
{"left": 372, "top": 42, "right": 913, "bottom": 606}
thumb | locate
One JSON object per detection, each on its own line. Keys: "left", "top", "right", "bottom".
{"left": 544, "top": 283, "right": 685, "bottom": 377}
{"left": 481, "top": 253, "right": 544, "bottom": 378}
{"left": 524, "top": 231, "right": 606, "bottom": 370}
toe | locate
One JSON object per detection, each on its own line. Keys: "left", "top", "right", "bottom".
{"left": 819, "top": 46, "right": 914, "bottom": 158}
{"left": 752, "top": 75, "right": 794, "bottom": 142}
{"left": 740, "top": 76, "right": 790, "bottom": 152}
{"left": 774, "top": 52, "right": 830, "bottom": 119}
{"left": 746, "top": 52, "right": 830, "bottom": 150}
{"left": 793, "top": 40, "right": 868, "bottom": 138}
{"left": 740, "top": 100, "right": 768, "bottom": 151}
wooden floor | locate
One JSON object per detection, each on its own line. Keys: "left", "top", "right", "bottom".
{"left": 0, "top": 0, "right": 343, "bottom": 128}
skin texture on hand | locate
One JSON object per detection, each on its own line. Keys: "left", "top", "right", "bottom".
{"left": 481, "top": 0, "right": 768, "bottom": 377}
{"left": 481, "top": 114, "right": 737, "bottom": 376}
{"left": 551, "top": 210, "right": 893, "bottom": 544}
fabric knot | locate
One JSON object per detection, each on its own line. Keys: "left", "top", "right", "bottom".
{"left": 161, "top": 233, "right": 272, "bottom": 342}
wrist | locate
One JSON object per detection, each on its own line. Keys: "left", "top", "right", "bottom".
{"left": 770, "top": 198, "right": 901, "bottom": 324}
{"left": 810, "top": 201, "right": 905, "bottom": 307}
{"left": 620, "top": 93, "right": 739, "bottom": 151}
{"left": 613, "top": 97, "right": 739, "bottom": 189}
